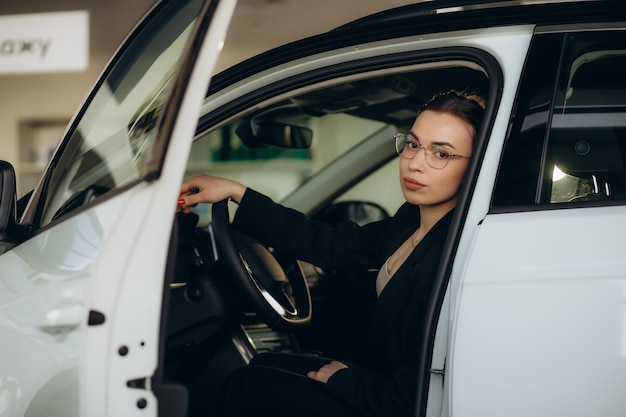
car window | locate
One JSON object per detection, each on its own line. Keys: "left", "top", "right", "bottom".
{"left": 493, "top": 31, "right": 626, "bottom": 208}
{"left": 333, "top": 157, "right": 404, "bottom": 217}
{"left": 188, "top": 111, "right": 386, "bottom": 203}
{"left": 547, "top": 35, "right": 626, "bottom": 203}
{"left": 187, "top": 111, "right": 392, "bottom": 225}
{"left": 36, "top": 0, "right": 205, "bottom": 227}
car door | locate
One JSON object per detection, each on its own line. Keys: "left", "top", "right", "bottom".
{"left": 0, "top": 1, "right": 235, "bottom": 416}
{"left": 449, "top": 29, "right": 626, "bottom": 417}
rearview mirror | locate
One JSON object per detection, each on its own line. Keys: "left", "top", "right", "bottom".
{"left": 236, "top": 120, "right": 312, "bottom": 149}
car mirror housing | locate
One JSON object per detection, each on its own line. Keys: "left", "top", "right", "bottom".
{"left": 236, "top": 120, "right": 312, "bottom": 149}
{"left": 0, "top": 161, "right": 18, "bottom": 232}
{"left": 0, "top": 161, "right": 28, "bottom": 249}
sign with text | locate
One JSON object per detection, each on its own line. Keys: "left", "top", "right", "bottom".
{"left": 0, "top": 11, "right": 89, "bottom": 74}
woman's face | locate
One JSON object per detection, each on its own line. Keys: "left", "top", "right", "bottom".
{"left": 399, "top": 110, "right": 474, "bottom": 211}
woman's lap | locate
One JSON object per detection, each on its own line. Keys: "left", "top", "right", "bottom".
{"left": 211, "top": 353, "right": 362, "bottom": 417}
{"left": 248, "top": 352, "right": 333, "bottom": 376}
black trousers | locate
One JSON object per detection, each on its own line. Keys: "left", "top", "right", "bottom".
{"left": 210, "top": 352, "right": 363, "bottom": 417}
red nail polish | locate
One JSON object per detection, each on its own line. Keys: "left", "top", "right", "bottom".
{"left": 178, "top": 198, "right": 186, "bottom": 206}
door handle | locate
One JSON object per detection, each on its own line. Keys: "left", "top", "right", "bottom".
{"left": 38, "top": 302, "right": 84, "bottom": 336}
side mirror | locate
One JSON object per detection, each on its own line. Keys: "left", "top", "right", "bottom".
{"left": 0, "top": 161, "right": 28, "bottom": 247}
{"left": 0, "top": 161, "right": 18, "bottom": 234}
{"left": 236, "top": 120, "right": 312, "bottom": 149}
{"left": 313, "top": 201, "right": 389, "bottom": 228}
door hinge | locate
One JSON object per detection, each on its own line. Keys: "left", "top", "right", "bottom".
{"left": 429, "top": 368, "right": 445, "bottom": 376}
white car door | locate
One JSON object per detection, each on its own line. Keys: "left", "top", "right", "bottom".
{"left": 449, "top": 29, "right": 626, "bottom": 417}
{"left": 0, "top": 1, "right": 235, "bottom": 416}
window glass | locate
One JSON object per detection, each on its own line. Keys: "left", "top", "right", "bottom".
{"left": 493, "top": 31, "right": 626, "bottom": 208}
{"left": 492, "top": 34, "right": 563, "bottom": 207}
{"left": 546, "top": 33, "right": 626, "bottom": 203}
{"left": 187, "top": 112, "right": 391, "bottom": 225}
{"left": 333, "top": 157, "right": 404, "bottom": 218}
{"left": 38, "top": 0, "right": 204, "bottom": 226}
{"left": 188, "top": 112, "right": 387, "bottom": 202}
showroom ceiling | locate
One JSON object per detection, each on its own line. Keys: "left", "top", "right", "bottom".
{"left": 0, "top": 0, "right": 419, "bottom": 66}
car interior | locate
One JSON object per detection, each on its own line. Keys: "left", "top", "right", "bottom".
{"left": 159, "top": 45, "right": 626, "bottom": 415}
{"left": 159, "top": 63, "right": 490, "bottom": 415}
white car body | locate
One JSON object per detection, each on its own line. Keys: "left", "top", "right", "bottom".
{"left": 1, "top": 1, "right": 625, "bottom": 416}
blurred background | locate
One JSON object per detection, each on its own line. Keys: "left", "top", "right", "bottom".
{"left": 0, "top": 0, "right": 416, "bottom": 196}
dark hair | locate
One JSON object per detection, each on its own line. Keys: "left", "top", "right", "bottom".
{"left": 420, "top": 90, "right": 486, "bottom": 140}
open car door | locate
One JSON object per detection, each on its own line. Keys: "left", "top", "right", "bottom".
{"left": 0, "top": 1, "right": 235, "bottom": 416}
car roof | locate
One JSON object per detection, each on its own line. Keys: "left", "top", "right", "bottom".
{"left": 336, "top": 0, "right": 620, "bottom": 28}
{"left": 207, "top": 0, "right": 625, "bottom": 98}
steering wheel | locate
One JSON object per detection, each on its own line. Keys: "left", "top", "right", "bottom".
{"left": 211, "top": 200, "right": 312, "bottom": 331}
{"left": 52, "top": 184, "right": 110, "bottom": 221}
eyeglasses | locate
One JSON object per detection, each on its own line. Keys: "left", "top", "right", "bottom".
{"left": 394, "top": 133, "right": 470, "bottom": 169}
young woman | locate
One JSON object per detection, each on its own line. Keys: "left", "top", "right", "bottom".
{"left": 178, "top": 90, "right": 486, "bottom": 417}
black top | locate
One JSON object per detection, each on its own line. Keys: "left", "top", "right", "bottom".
{"left": 233, "top": 188, "right": 454, "bottom": 417}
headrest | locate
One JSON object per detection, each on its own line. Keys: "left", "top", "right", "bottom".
{"left": 553, "top": 129, "right": 624, "bottom": 180}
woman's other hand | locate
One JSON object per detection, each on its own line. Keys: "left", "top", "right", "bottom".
{"left": 307, "top": 361, "right": 348, "bottom": 384}
{"left": 178, "top": 174, "right": 246, "bottom": 212}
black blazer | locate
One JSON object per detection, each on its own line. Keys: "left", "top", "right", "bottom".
{"left": 233, "top": 189, "right": 454, "bottom": 417}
